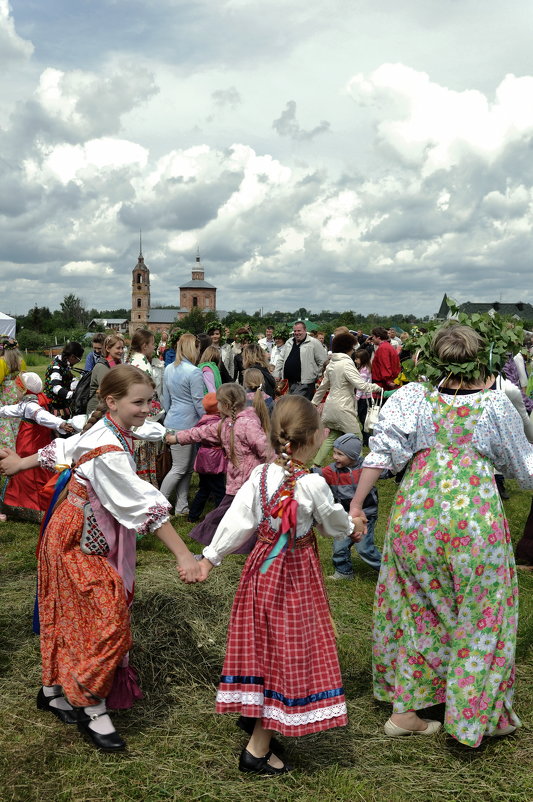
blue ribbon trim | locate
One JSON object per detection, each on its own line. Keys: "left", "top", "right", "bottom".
{"left": 220, "top": 675, "right": 264, "bottom": 685}
{"left": 264, "top": 687, "right": 344, "bottom": 707}
{"left": 219, "top": 675, "right": 344, "bottom": 707}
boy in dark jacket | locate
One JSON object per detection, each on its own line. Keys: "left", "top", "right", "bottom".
{"left": 313, "top": 433, "right": 382, "bottom": 577}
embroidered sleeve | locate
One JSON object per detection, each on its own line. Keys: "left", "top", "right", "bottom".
{"left": 38, "top": 441, "right": 58, "bottom": 471}
{"left": 81, "top": 450, "right": 173, "bottom": 533}
{"left": 136, "top": 502, "right": 172, "bottom": 537}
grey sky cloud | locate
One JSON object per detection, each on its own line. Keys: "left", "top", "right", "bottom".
{"left": 3, "top": 1, "right": 533, "bottom": 319}
{"left": 211, "top": 87, "right": 242, "bottom": 109}
{"left": 273, "top": 101, "right": 330, "bottom": 142}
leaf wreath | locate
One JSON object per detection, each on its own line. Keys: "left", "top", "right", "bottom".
{"left": 402, "top": 297, "right": 527, "bottom": 385}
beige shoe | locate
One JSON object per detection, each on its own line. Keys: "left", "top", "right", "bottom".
{"left": 490, "top": 725, "right": 517, "bottom": 737}
{"left": 384, "top": 717, "right": 442, "bottom": 736}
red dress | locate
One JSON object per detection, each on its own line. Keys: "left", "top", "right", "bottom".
{"left": 2, "top": 395, "right": 54, "bottom": 521}
{"left": 216, "top": 465, "right": 348, "bottom": 736}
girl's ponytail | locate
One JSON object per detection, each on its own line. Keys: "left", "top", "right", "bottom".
{"left": 243, "top": 368, "right": 270, "bottom": 434}
{"left": 216, "top": 383, "right": 247, "bottom": 467}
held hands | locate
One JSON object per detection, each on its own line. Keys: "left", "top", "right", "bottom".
{"left": 0, "top": 448, "right": 22, "bottom": 476}
{"left": 60, "top": 423, "right": 75, "bottom": 434}
{"left": 176, "top": 551, "right": 202, "bottom": 583}
{"left": 349, "top": 516, "right": 366, "bottom": 542}
{"left": 165, "top": 433, "right": 177, "bottom": 445}
{"left": 348, "top": 500, "right": 367, "bottom": 541}
{"left": 176, "top": 554, "right": 214, "bottom": 583}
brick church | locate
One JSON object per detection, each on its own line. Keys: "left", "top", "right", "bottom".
{"left": 129, "top": 246, "right": 217, "bottom": 335}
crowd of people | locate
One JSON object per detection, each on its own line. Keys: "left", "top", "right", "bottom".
{"left": 1, "top": 315, "right": 533, "bottom": 770}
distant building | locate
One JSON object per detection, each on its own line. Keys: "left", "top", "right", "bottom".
{"left": 129, "top": 245, "right": 217, "bottom": 335}
{"left": 88, "top": 318, "right": 129, "bottom": 333}
{"left": 436, "top": 294, "right": 533, "bottom": 321}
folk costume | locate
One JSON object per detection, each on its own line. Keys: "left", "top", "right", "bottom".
{"left": 203, "top": 462, "right": 354, "bottom": 736}
{"left": 36, "top": 415, "right": 171, "bottom": 709}
{"left": 364, "top": 382, "right": 533, "bottom": 747}
{"left": 0, "top": 376, "right": 65, "bottom": 521}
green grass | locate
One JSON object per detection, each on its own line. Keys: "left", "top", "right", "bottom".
{"left": 1, "top": 477, "right": 532, "bottom": 802}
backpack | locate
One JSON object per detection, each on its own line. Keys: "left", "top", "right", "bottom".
{"left": 70, "top": 369, "right": 93, "bottom": 415}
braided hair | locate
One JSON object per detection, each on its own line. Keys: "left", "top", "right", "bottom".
{"left": 270, "top": 395, "right": 320, "bottom": 474}
{"left": 82, "top": 364, "right": 154, "bottom": 432}
{"left": 243, "top": 368, "right": 270, "bottom": 434}
{"left": 216, "top": 382, "right": 247, "bottom": 467}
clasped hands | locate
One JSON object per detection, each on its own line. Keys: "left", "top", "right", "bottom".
{"left": 176, "top": 555, "right": 213, "bottom": 584}
{"left": 349, "top": 501, "right": 368, "bottom": 542}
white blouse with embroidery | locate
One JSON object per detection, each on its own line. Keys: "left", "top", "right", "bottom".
{"left": 364, "top": 382, "right": 533, "bottom": 486}
{"left": 203, "top": 462, "right": 354, "bottom": 566}
{"left": 38, "top": 419, "right": 171, "bottom": 535}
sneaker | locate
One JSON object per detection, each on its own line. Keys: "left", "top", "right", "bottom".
{"left": 327, "top": 571, "right": 354, "bottom": 580}
{"left": 174, "top": 506, "right": 189, "bottom": 516}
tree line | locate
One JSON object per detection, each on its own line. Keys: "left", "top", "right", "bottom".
{"left": 13, "top": 294, "right": 444, "bottom": 352}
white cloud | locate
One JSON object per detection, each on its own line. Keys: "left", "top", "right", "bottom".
{"left": 34, "top": 62, "right": 158, "bottom": 141}
{"left": 347, "top": 64, "right": 533, "bottom": 176}
{"left": 25, "top": 138, "right": 148, "bottom": 185}
{"left": 60, "top": 261, "right": 114, "bottom": 277}
{"left": 0, "top": 0, "right": 33, "bottom": 67}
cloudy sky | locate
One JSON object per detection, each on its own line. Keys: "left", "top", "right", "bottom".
{"left": 2, "top": 0, "right": 533, "bottom": 319}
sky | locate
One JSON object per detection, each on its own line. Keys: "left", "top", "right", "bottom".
{"left": 2, "top": 0, "right": 533, "bottom": 319}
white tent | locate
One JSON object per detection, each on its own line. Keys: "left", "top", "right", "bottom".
{"left": 0, "top": 312, "right": 16, "bottom": 338}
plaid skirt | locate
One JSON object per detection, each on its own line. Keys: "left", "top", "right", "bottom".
{"left": 216, "top": 534, "right": 348, "bottom": 736}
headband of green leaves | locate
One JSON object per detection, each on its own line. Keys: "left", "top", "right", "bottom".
{"left": 402, "top": 298, "right": 528, "bottom": 385}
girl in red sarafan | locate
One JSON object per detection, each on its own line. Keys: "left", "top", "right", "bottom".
{"left": 0, "top": 365, "right": 200, "bottom": 752}
{"left": 184, "top": 395, "right": 364, "bottom": 775}
{"left": 0, "top": 372, "right": 71, "bottom": 522}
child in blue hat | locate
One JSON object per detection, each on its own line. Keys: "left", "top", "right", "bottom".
{"left": 313, "top": 433, "right": 382, "bottom": 577}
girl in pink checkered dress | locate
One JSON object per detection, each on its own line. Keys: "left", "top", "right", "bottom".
{"left": 184, "top": 395, "right": 364, "bottom": 775}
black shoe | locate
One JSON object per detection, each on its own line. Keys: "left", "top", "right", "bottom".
{"left": 238, "top": 748, "right": 291, "bottom": 775}
{"left": 76, "top": 713, "right": 126, "bottom": 752}
{"left": 236, "top": 716, "right": 285, "bottom": 756}
{"left": 495, "top": 475, "right": 510, "bottom": 500}
{"left": 36, "top": 688, "right": 78, "bottom": 725}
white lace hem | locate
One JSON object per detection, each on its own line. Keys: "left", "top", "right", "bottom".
{"left": 263, "top": 702, "right": 347, "bottom": 727}
{"left": 217, "top": 690, "right": 263, "bottom": 706}
{"left": 216, "top": 691, "right": 347, "bottom": 727}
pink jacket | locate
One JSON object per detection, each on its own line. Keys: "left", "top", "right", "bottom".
{"left": 191, "top": 413, "right": 228, "bottom": 475}
{"left": 177, "top": 407, "right": 270, "bottom": 495}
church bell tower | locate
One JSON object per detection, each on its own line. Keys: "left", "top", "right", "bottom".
{"left": 130, "top": 233, "right": 150, "bottom": 333}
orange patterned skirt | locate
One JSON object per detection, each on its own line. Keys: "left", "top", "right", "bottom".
{"left": 38, "top": 480, "right": 132, "bottom": 706}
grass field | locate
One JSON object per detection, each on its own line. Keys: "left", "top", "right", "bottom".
{"left": 1, "top": 469, "right": 532, "bottom": 802}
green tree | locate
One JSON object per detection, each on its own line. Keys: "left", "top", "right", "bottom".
{"left": 178, "top": 308, "right": 219, "bottom": 334}
{"left": 60, "top": 294, "right": 89, "bottom": 328}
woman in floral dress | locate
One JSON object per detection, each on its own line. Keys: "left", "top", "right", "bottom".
{"left": 350, "top": 324, "right": 533, "bottom": 747}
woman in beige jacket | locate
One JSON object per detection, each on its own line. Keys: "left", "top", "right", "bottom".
{"left": 312, "top": 333, "right": 380, "bottom": 465}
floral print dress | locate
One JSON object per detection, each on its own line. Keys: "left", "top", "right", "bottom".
{"left": 369, "top": 384, "right": 527, "bottom": 748}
